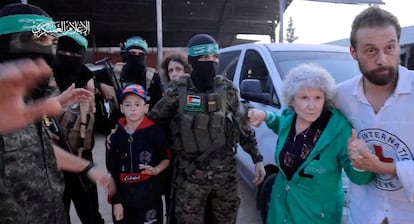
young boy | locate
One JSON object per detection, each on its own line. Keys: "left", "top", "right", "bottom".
{"left": 106, "top": 84, "right": 170, "bottom": 224}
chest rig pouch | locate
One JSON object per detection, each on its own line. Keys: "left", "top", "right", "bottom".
{"left": 176, "top": 76, "right": 228, "bottom": 153}
{"left": 58, "top": 102, "right": 95, "bottom": 155}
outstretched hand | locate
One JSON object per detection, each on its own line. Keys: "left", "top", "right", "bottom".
{"left": 0, "top": 58, "right": 61, "bottom": 133}
{"left": 253, "top": 162, "right": 266, "bottom": 185}
{"left": 87, "top": 168, "right": 116, "bottom": 197}
{"left": 248, "top": 109, "right": 266, "bottom": 127}
{"left": 57, "top": 83, "right": 92, "bottom": 108}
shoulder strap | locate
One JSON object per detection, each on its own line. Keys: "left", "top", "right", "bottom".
{"left": 214, "top": 75, "right": 228, "bottom": 112}
{"left": 146, "top": 67, "right": 156, "bottom": 90}
{"left": 113, "top": 62, "right": 125, "bottom": 78}
{"left": 215, "top": 76, "right": 248, "bottom": 138}
{"left": 177, "top": 76, "right": 189, "bottom": 95}
{"left": 177, "top": 76, "right": 190, "bottom": 113}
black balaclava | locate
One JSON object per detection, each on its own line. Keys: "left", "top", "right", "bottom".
{"left": 0, "top": 3, "right": 55, "bottom": 99}
{"left": 53, "top": 36, "right": 90, "bottom": 91}
{"left": 187, "top": 33, "right": 219, "bottom": 92}
{"left": 120, "top": 36, "right": 148, "bottom": 88}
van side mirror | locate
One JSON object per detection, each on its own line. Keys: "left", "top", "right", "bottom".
{"left": 240, "top": 79, "right": 271, "bottom": 105}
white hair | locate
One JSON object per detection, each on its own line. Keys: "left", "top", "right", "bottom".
{"left": 282, "top": 63, "right": 336, "bottom": 110}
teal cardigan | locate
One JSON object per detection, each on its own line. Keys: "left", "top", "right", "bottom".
{"left": 266, "top": 108, "right": 374, "bottom": 224}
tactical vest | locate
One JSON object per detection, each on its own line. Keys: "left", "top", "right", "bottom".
{"left": 58, "top": 101, "right": 95, "bottom": 155}
{"left": 175, "top": 75, "right": 230, "bottom": 153}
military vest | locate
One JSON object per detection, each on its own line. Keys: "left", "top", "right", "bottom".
{"left": 174, "top": 75, "right": 230, "bottom": 153}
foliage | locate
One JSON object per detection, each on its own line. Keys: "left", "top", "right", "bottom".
{"left": 286, "top": 17, "right": 298, "bottom": 43}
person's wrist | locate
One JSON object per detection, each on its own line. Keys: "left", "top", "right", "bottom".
{"left": 252, "top": 153, "right": 263, "bottom": 164}
{"left": 154, "top": 166, "right": 160, "bottom": 175}
{"left": 81, "top": 162, "right": 95, "bottom": 176}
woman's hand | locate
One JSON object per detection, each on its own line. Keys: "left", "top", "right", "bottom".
{"left": 248, "top": 108, "right": 266, "bottom": 127}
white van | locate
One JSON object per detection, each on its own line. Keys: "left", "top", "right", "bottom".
{"left": 218, "top": 43, "right": 360, "bottom": 223}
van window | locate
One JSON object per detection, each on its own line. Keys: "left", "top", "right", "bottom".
{"left": 271, "top": 51, "right": 360, "bottom": 84}
{"left": 240, "top": 50, "right": 280, "bottom": 108}
{"left": 241, "top": 50, "right": 272, "bottom": 93}
{"left": 218, "top": 50, "right": 241, "bottom": 81}
{"left": 406, "top": 47, "right": 414, "bottom": 70}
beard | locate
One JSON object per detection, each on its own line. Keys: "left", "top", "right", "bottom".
{"left": 360, "top": 64, "right": 397, "bottom": 86}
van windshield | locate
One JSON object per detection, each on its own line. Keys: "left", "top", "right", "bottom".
{"left": 271, "top": 51, "right": 360, "bottom": 83}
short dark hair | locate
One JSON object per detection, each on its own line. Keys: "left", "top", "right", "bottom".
{"left": 350, "top": 6, "right": 401, "bottom": 48}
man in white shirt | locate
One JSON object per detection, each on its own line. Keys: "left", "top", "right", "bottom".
{"left": 334, "top": 6, "right": 414, "bottom": 224}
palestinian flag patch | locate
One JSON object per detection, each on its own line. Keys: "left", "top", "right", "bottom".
{"left": 187, "top": 95, "right": 201, "bottom": 105}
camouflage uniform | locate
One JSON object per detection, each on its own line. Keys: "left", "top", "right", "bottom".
{"left": 147, "top": 75, "right": 263, "bottom": 224}
{"left": 0, "top": 121, "right": 66, "bottom": 224}
{"left": 0, "top": 4, "right": 65, "bottom": 223}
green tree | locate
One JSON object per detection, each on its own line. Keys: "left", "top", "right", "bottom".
{"left": 286, "top": 17, "right": 298, "bottom": 43}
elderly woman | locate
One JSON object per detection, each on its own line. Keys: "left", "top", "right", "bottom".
{"left": 248, "top": 63, "right": 374, "bottom": 224}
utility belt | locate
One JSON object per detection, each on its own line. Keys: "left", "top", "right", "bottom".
{"left": 119, "top": 172, "right": 151, "bottom": 183}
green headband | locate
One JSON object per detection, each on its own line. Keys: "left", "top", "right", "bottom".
{"left": 124, "top": 37, "right": 148, "bottom": 52}
{"left": 0, "top": 14, "right": 56, "bottom": 36}
{"left": 58, "top": 31, "right": 88, "bottom": 48}
{"left": 188, "top": 43, "right": 219, "bottom": 57}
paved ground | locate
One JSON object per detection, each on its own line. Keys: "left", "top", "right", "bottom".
{"left": 70, "top": 134, "right": 262, "bottom": 224}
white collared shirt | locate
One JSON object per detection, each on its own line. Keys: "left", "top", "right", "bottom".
{"left": 334, "top": 66, "right": 414, "bottom": 224}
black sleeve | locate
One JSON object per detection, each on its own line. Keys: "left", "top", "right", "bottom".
{"left": 148, "top": 72, "right": 164, "bottom": 110}
{"left": 105, "top": 130, "right": 122, "bottom": 204}
{"left": 226, "top": 80, "right": 263, "bottom": 163}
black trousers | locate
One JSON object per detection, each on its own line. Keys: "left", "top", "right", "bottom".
{"left": 63, "top": 150, "right": 104, "bottom": 224}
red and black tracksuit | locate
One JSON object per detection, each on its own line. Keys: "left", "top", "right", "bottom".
{"left": 106, "top": 117, "right": 171, "bottom": 224}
